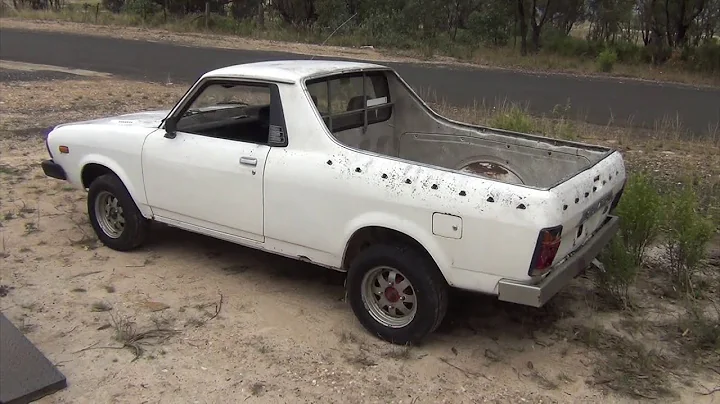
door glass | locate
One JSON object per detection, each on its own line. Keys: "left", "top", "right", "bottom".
{"left": 176, "top": 82, "right": 272, "bottom": 144}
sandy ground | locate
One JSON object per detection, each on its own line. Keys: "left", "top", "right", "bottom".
{"left": 0, "top": 65, "right": 718, "bottom": 404}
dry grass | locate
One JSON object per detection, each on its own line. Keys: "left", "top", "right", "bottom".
{"left": 2, "top": 15, "right": 719, "bottom": 88}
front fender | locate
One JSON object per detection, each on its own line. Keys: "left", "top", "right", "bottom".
{"left": 77, "top": 154, "right": 152, "bottom": 218}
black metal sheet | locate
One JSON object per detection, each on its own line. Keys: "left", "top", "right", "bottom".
{"left": 0, "top": 313, "right": 67, "bottom": 404}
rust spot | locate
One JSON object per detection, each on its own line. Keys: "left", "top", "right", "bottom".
{"left": 459, "top": 190, "right": 466, "bottom": 196}
{"left": 405, "top": 179, "right": 412, "bottom": 184}
{"left": 517, "top": 204, "right": 527, "bottom": 210}
{"left": 381, "top": 173, "right": 388, "bottom": 179}
{"left": 487, "top": 197, "right": 495, "bottom": 203}
{"left": 460, "top": 162, "right": 522, "bottom": 184}
{"left": 431, "top": 184, "right": 438, "bottom": 190}
{"left": 593, "top": 186, "right": 597, "bottom": 192}
{"left": 574, "top": 198, "right": 579, "bottom": 204}
{"left": 355, "top": 167, "right": 361, "bottom": 173}
{"left": 327, "top": 160, "right": 332, "bottom": 165}
{"left": 563, "top": 204, "right": 568, "bottom": 211}
{"left": 584, "top": 192, "right": 589, "bottom": 198}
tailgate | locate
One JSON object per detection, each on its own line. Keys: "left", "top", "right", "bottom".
{"left": 549, "top": 150, "right": 626, "bottom": 264}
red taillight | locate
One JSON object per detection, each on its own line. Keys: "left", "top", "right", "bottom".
{"left": 529, "top": 226, "right": 563, "bottom": 276}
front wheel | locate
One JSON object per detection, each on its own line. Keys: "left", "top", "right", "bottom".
{"left": 87, "top": 173, "right": 149, "bottom": 251}
{"left": 346, "top": 244, "right": 449, "bottom": 345}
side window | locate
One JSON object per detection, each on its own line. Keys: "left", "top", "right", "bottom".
{"left": 175, "top": 81, "right": 273, "bottom": 144}
{"left": 306, "top": 71, "right": 392, "bottom": 133}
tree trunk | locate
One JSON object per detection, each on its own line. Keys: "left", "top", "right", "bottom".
{"left": 531, "top": 25, "right": 541, "bottom": 50}
{"left": 258, "top": 0, "right": 265, "bottom": 29}
{"left": 518, "top": 0, "right": 528, "bottom": 56}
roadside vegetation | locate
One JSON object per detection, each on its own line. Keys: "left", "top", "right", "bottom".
{"left": 2, "top": 0, "right": 720, "bottom": 86}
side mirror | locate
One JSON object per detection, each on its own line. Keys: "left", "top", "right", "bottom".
{"left": 164, "top": 117, "right": 177, "bottom": 139}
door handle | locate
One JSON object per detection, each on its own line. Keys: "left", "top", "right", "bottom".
{"left": 239, "top": 156, "right": 257, "bottom": 166}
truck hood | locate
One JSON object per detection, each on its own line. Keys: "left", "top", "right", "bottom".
{"left": 55, "top": 110, "right": 171, "bottom": 129}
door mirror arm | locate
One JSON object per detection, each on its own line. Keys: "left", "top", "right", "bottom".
{"left": 164, "top": 117, "right": 178, "bottom": 139}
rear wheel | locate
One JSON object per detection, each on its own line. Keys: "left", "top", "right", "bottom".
{"left": 87, "top": 173, "right": 149, "bottom": 251}
{"left": 346, "top": 244, "right": 449, "bottom": 345}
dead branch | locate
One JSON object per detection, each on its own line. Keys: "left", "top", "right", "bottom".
{"left": 68, "top": 270, "right": 102, "bottom": 279}
{"left": 192, "top": 293, "right": 223, "bottom": 327}
{"left": 698, "top": 386, "right": 720, "bottom": 396}
{"left": 438, "top": 357, "right": 491, "bottom": 381}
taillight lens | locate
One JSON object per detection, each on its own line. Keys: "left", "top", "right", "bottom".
{"left": 529, "top": 226, "right": 563, "bottom": 276}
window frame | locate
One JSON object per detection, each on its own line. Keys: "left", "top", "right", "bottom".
{"left": 164, "top": 77, "right": 289, "bottom": 147}
{"left": 305, "top": 70, "right": 394, "bottom": 134}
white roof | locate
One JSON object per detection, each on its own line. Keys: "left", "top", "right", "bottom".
{"left": 202, "top": 60, "right": 389, "bottom": 84}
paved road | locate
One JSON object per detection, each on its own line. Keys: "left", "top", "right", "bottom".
{"left": 1, "top": 28, "right": 719, "bottom": 135}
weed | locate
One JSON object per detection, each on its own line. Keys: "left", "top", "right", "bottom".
{"left": 250, "top": 382, "right": 265, "bottom": 396}
{"left": 24, "top": 222, "right": 39, "bottom": 235}
{"left": 663, "top": 183, "right": 714, "bottom": 296}
{"left": 595, "top": 236, "right": 638, "bottom": 309}
{"left": 3, "top": 212, "right": 14, "bottom": 221}
{"left": 615, "top": 172, "right": 664, "bottom": 267}
{"left": 674, "top": 299, "right": 720, "bottom": 359}
{"left": 91, "top": 301, "right": 113, "bottom": 312}
{"left": 573, "top": 325, "right": 675, "bottom": 399}
{"left": 108, "top": 312, "right": 179, "bottom": 360}
{"left": 184, "top": 317, "right": 204, "bottom": 328}
{"left": 345, "top": 350, "right": 377, "bottom": 367}
{"left": 489, "top": 101, "right": 535, "bottom": 133}
{"left": 18, "top": 321, "right": 37, "bottom": 334}
{"left": 0, "top": 164, "right": 21, "bottom": 176}
{"left": 596, "top": 48, "right": 618, "bottom": 72}
{"left": 18, "top": 202, "right": 35, "bottom": 215}
{"left": 104, "top": 285, "right": 116, "bottom": 293}
{"left": 385, "top": 344, "right": 412, "bottom": 360}
{"left": 338, "top": 331, "right": 359, "bottom": 344}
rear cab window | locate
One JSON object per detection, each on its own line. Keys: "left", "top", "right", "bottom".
{"left": 306, "top": 71, "right": 393, "bottom": 134}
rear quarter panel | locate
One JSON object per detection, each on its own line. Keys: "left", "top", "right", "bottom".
{"left": 263, "top": 85, "right": 564, "bottom": 294}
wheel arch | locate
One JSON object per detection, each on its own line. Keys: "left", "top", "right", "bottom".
{"left": 79, "top": 156, "right": 152, "bottom": 218}
{"left": 341, "top": 219, "right": 454, "bottom": 286}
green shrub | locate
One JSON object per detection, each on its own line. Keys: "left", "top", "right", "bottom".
{"left": 542, "top": 30, "right": 604, "bottom": 59}
{"left": 489, "top": 102, "right": 534, "bottom": 133}
{"left": 612, "top": 41, "right": 643, "bottom": 64}
{"left": 687, "top": 41, "right": 720, "bottom": 74}
{"left": 676, "top": 299, "right": 720, "bottom": 355}
{"left": 663, "top": 183, "right": 715, "bottom": 295}
{"left": 614, "top": 172, "right": 664, "bottom": 267}
{"left": 595, "top": 235, "right": 638, "bottom": 309}
{"left": 596, "top": 48, "right": 618, "bottom": 72}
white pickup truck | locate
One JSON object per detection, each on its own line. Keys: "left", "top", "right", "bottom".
{"left": 41, "top": 60, "right": 625, "bottom": 344}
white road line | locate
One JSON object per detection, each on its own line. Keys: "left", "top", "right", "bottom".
{"left": 0, "top": 60, "right": 112, "bottom": 78}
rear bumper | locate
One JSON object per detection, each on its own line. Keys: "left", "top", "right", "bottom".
{"left": 497, "top": 214, "right": 620, "bottom": 307}
{"left": 41, "top": 159, "right": 66, "bottom": 180}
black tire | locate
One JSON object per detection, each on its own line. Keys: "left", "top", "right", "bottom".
{"left": 87, "top": 173, "right": 149, "bottom": 251}
{"left": 346, "top": 243, "right": 449, "bottom": 345}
